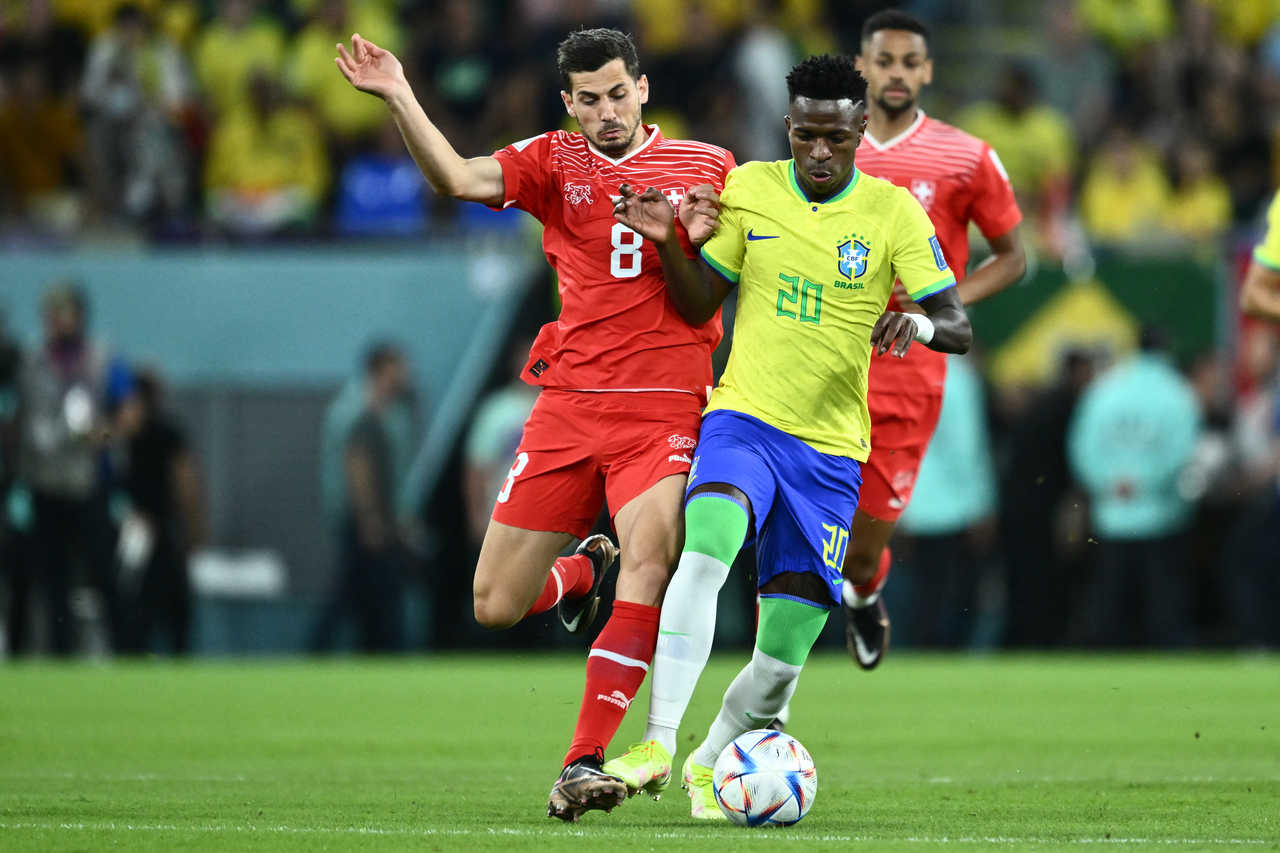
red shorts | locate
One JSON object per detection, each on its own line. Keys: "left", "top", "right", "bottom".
{"left": 858, "top": 392, "right": 944, "bottom": 522}
{"left": 490, "top": 390, "right": 702, "bottom": 539}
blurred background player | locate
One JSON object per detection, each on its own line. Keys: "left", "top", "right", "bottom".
{"left": 333, "top": 27, "right": 734, "bottom": 820}
{"left": 1241, "top": 190, "right": 1280, "bottom": 324}
{"left": 604, "top": 54, "right": 971, "bottom": 819}
{"left": 837, "top": 10, "right": 1026, "bottom": 669}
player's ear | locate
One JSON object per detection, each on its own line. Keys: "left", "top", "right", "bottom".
{"left": 784, "top": 114, "right": 792, "bottom": 134}
{"left": 560, "top": 89, "right": 575, "bottom": 117}
{"left": 636, "top": 73, "right": 649, "bottom": 105}
{"left": 922, "top": 58, "right": 933, "bottom": 87}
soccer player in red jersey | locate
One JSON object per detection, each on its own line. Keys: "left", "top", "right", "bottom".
{"left": 840, "top": 10, "right": 1026, "bottom": 666}
{"left": 334, "top": 28, "right": 734, "bottom": 820}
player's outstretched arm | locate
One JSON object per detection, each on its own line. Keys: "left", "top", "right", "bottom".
{"left": 613, "top": 184, "right": 732, "bottom": 325}
{"left": 1240, "top": 259, "right": 1280, "bottom": 323}
{"left": 871, "top": 287, "right": 971, "bottom": 357}
{"left": 335, "top": 34, "right": 503, "bottom": 206}
{"left": 956, "top": 225, "right": 1027, "bottom": 305}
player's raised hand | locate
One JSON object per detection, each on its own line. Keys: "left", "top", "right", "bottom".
{"left": 679, "top": 184, "right": 721, "bottom": 245}
{"left": 870, "top": 311, "right": 918, "bottom": 358}
{"left": 335, "top": 33, "right": 407, "bottom": 100}
{"left": 612, "top": 183, "right": 676, "bottom": 243}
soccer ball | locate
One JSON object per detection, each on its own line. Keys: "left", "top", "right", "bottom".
{"left": 712, "top": 729, "right": 817, "bottom": 827}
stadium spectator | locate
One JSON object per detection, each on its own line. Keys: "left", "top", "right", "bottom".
{"left": 408, "top": 0, "right": 500, "bottom": 157}
{"left": 895, "top": 355, "right": 999, "bottom": 648}
{"left": 1031, "top": 4, "right": 1115, "bottom": 152}
{"left": 203, "top": 69, "right": 329, "bottom": 238}
{"left": 1078, "top": 0, "right": 1175, "bottom": 56}
{"left": 1079, "top": 128, "right": 1171, "bottom": 244}
{"left": 13, "top": 284, "right": 129, "bottom": 655}
{"left": 113, "top": 368, "right": 205, "bottom": 655}
{"left": 192, "top": 0, "right": 286, "bottom": 119}
{"left": 285, "top": 0, "right": 401, "bottom": 146}
{"left": 80, "top": 2, "right": 195, "bottom": 224}
{"left": 729, "top": 0, "right": 795, "bottom": 163}
{"left": 955, "top": 62, "right": 1074, "bottom": 252}
{"left": 0, "top": 49, "right": 85, "bottom": 234}
{"left": 1161, "top": 140, "right": 1232, "bottom": 244}
{"left": 334, "top": 118, "right": 427, "bottom": 237}
{"left": 998, "top": 349, "right": 1096, "bottom": 647}
{"left": 1068, "top": 327, "right": 1202, "bottom": 647}
{"left": 3, "top": 0, "right": 88, "bottom": 97}
{"left": 311, "top": 341, "right": 415, "bottom": 653}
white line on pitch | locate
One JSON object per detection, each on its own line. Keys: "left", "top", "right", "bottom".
{"left": 0, "top": 822, "right": 1271, "bottom": 845}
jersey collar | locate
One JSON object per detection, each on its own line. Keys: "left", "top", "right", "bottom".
{"left": 862, "top": 109, "right": 926, "bottom": 152}
{"left": 788, "top": 161, "right": 860, "bottom": 204}
{"left": 585, "top": 124, "right": 662, "bottom": 165}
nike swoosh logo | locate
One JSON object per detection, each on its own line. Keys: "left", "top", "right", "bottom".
{"left": 747, "top": 229, "right": 779, "bottom": 241}
{"left": 853, "top": 632, "right": 877, "bottom": 666}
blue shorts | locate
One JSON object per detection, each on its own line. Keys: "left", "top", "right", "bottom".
{"left": 687, "top": 409, "right": 863, "bottom": 607}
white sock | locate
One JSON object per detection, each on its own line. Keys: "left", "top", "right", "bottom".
{"left": 843, "top": 577, "right": 879, "bottom": 608}
{"left": 641, "top": 552, "right": 731, "bottom": 756}
{"left": 691, "top": 647, "right": 802, "bottom": 768}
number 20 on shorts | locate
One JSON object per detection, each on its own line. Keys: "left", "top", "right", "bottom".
{"left": 822, "top": 522, "right": 849, "bottom": 570}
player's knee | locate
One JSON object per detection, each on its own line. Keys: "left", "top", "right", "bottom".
{"left": 615, "top": 557, "right": 671, "bottom": 607}
{"left": 472, "top": 588, "right": 521, "bottom": 630}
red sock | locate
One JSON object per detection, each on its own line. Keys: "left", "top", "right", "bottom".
{"left": 563, "top": 600, "right": 660, "bottom": 766}
{"left": 525, "top": 554, "right": 594, "bottom": 617}
{"left": 854, "top": 546, "right": 892, "bottom": 598}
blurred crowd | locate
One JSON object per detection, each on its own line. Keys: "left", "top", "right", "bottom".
{"left": 3, "top": 0, "right": 1280, "bottom": 655}
{"left": 1, "top": 0, "right": 1280, "bottom": 246}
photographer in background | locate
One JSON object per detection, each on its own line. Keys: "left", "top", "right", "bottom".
{"left": 113, "top": 368, "right": 205, "bottom": 655}
{"left": 13, "top": 284, "right": 127, "bottom": 655}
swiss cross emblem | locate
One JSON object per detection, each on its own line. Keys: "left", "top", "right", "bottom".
{"left": 910, "top": 179, "right": 936, "bottom": 210}
{"left": 664, "top": 188, "right": 685, "bottom": 209}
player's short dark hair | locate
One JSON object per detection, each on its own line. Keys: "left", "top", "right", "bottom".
{"left": 786, "top": 54, "right": 866, "bottom": 105}
{"left": 860, "top": 9, "right": 930, "bottom": 47}
{"left": 556, "top": 28, "right": 640, "bottom": 90}
{"left": 363, "top": 341, "right": 403, "bottom": 377}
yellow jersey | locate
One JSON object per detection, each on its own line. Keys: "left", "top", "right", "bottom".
{"left": 1254, "top": 192, "right": 1280, "bottom": 271}
{"left": 700, "top": 160, "right": 955, "bottom": 460}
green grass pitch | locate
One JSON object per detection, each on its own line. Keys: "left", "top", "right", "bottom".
{"left": 1, "top": 653, "right": 1276, "bottom": 851}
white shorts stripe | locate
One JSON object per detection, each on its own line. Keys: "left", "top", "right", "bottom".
{"left": 588, "top": 649, "right": 650, "bottom": 672}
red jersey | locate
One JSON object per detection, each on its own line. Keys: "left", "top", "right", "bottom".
{"left": 492, "top": 126, "right": 736, "bottom": 399}
{"left": 856, "top": 112, "right": 1021, "bottom": 396}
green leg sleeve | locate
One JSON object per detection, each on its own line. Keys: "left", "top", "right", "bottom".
{"left": 683, "top": 492, "right": 750, "bottom": 567}
{"left": 756, "top": 595, "right": 830, "bottom": 667}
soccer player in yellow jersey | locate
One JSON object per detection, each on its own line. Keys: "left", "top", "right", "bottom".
{"left": 1241, "top": 192, "right": 1280, "bottom": 323}
{"left": 603, "top": 55, "right": 972, "bottom": 819}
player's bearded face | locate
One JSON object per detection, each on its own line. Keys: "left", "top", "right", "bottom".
{"left": 857, "top": 30, "right": 932, "bottom": 118}
{"left": 563, "top": 59, "right": 649, "bottom": 156}
{"left": 786, "top": 98, "right": 865, "bottom": 200}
